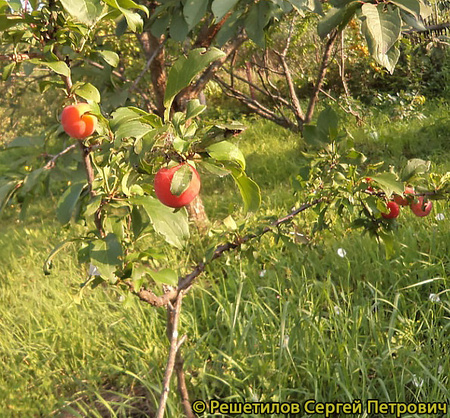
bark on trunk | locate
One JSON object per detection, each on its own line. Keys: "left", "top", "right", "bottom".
{"left": 137, "top": 31, "right": 167, "bottom": 117}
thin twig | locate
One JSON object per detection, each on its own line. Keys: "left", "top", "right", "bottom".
{"left": 275, "top": 16, "right": 304, "bottom": 125}
{"left": 43, "top": 143, "right": 77, "bottom": 169}
{"left": 156, "top": 291, "right": 185, "bottom": 418}
{"left": 175, "top": 345, "right": 195, "bottom": 418}
{"left": 319, "top": 88, "right": 362, "bottom": 124}
{"left": 255, "top": 68, "right": 293, "bottom": 126}
{"left": 130, "top": 38, "right": 167, "bottom": 93}
{"left": 222, "top": 66, "right": 291, "bottom": 107}
{"left": 304, "top": 30, "right": 339, "bottom": 125}
{"left": 214, "top": 76, "right": 297, "bottom": 131}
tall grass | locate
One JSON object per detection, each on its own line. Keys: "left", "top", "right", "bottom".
{"left": 0, "top": 107, "right": 449, "bottom": 416}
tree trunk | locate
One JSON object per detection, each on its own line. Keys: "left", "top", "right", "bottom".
{"left": 136, "top": 31, "right": 167, "bottom": 117}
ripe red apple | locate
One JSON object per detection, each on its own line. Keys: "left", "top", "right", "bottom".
{"left": 61, "top": 103, "right": 97, "bottom": 139}
{"left": 154, "top": 163, "right": 201, "bottom": 208}
{"left": 393, "top": 186, "right": 414, "bottom": 206}
{"left": 381, "top": 201, "right": 400, "bottom": 219}
{"left": 410, "top": 196, "right": 432, "bottom": 217}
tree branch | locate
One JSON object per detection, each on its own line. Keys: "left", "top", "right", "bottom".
{"left": 156, "top": 292, "right": 185, "bottom": 418}
{"left": 275, "top": 16, "right": 305, "bottom": 125}
{"left": 131, "top": 198, "right": 324, "bottom": 308}
{"left": 175, "top": 348, "right": 194, "bottom": 418}
{"left": 222, "top": 66, "right": 291, "bottom": 108}
{"left": 214, "top": 76, "right": 298, "bottom": 131}
{"left": 0, "top": 52, "right": 42, "bottom": 62}
{"left": 43, "top": 144, "right": 77, "bottom": 169}
{"left": 130, "top": 38, "right": 167, "bottom": 93}
{"left": 304, "top": 30, "right": 339, "bottom": 125}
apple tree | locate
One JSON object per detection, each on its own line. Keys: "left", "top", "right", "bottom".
{"left": 0, "top": 0, "right": 449, "bottom": 416}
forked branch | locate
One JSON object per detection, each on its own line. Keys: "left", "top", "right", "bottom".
{"left": 155, "top": 292, "right": 186, "bottom": 418}
{"left": 132, "top": 198, "right": 324, "bottom": 308}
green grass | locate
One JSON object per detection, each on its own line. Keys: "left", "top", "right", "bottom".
{"left": 0, "top": 107, "right": 449, "bottom": 417}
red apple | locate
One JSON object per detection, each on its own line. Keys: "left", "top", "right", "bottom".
{"left": 61, "top": 103, "right": 97, "bottom": 139}
{"left": 154, "top": 163, "right": 201, "bottom": 208}
{"left": 381, "top": 201, "right": 400, "bottom": 219}
{"left": 393, "top": 186, "right": 414, "bottom": 206}
{"left": 410, "top": 196, "right": 432, "bottom": 217}
{"left": 364, "top": 177, "right": 374, "bottom": 192}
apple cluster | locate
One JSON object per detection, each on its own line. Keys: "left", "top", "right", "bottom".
{"left": 60, "top": 104, "right": 200, "bottom": 209}
{"left": 365, "top": 179, "right": 433, "bottom": 219}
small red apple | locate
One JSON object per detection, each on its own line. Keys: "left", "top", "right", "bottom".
{"left": 61, "top": 103, "right": 97, "bottom": 139}
{"left": 154, "top": 163, "right": 201, "bottom": 208}
{"left": 364, "top": 177, "right": 374, "bottom": 192}
{"left": 393, "top": 186, "right": 414, "bottom": 206}
{"left": 381, "top": 201, "right": 400, "bottom": 219}
{"left": 410, "top": 196, "right": 432, "bottom": 217}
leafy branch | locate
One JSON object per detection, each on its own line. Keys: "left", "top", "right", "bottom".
{"left": 129, "top": 197, "right": 324, "bottom": 307}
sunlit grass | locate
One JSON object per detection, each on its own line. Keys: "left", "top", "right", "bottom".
{"left": 0, "top": 107, "right": 449, "bottom": 416}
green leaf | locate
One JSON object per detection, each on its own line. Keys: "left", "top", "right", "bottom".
{"left": 2, "top": 62, "right": 15, "bottom": 81}
{"left": 110, "top": 106, "right": 142, "bottom": 128}
{"left": 60, "top": 0, "right": 104, "bottom": 25}
{"left": 390, "top": 0, "right": 420, "bottom": 17}
{"left": 151, "top": 12, "right": 170, "bottom": 37}
{"left": 103, "top": 0, "right": 148, "bottom": 15}
{"left": 75, "top": 82, "right": 101, "bottom": 103}
{"left": 400, "top": 158, "right": 430, "bottom": 182}
{"left": 317, "top": 106, "right": 339, "bottom": 139}
{"left": 169, "top": 9, "right": 189, "bottom": 41}
{"left": 400, "top": 10, "right": 426, "bottom": 30}
{"left": 131, "top": 196, "right": 190, "bottom": 248}
{"left": 419, "top": 0, "right": 431, "bottom": 19}
{"left": 244, "top": 1, "right": 272, "bottom": 47}
{"left": 302, "top": 125, "right": 327, "bottom": 148}
{"left": 183, "top": 0, "right": 208, "bottom": 28}
{"left": 89, "top": 233, "right": 123, "bottom": 283}
{"left": 206, "top": 141, "right": 246, "bottom": 170}
{"left": 43, "top": 239, "right": 81, "bottom": 275}
{"left": 115, "top": 120, "right": 151, "bottom": 141}
{"left": 289, "top": 0, "right": 322, "bottom": 14}
{"left": 212, "top": 0, "right": 240, "bottom": 20}
{"left": 215, "top": 9, "right": 242, "bottom": 46}
{"left": 22, "top": 168, "right": 47, "bottom": 193}
{"left": 361, "top": 4, "right": 401, "bottom": 73}
{"left": 186, "top": 99, "right": 206, "bottom": 119}
{"left": 317, "top": 2, "right": 359, "bottom": 38}
{"left": 96, "top": 50, "right": 120, "bottom": 67}
{"left": 103, "top": 0, "right": 147, "bottom": 32}
{"left": 149, "top": 268, "right": 178, "bottom": 286}
{"left": 57, "top": 182, "right": 85, "bottom": 224}
{"left": 223, "top": 215, "right": 237, "bottom": 230}
{"left": 30, "top": 59, "right": 71, "bottom": 77}
{"left": 200, "top": 160, "right": 231, "bottom": 177}
{"left": 0, "top": 180, "right": 18, "bottom": 213}
{"left": 7, "top": 0, "right": 20, "bottom": 12}
{"left": 378, "top": 230, "right": 394, "bottom": 259}
{"left": 170, "top": 164, "right": 193, "bottom": 196}
{"left": 0, "top": 14, "right": 23, "bottom": 31}
{"left": 229, "top": 167, "right": 261, "bottom": 214}
{"left": 164, "top": 48, "right": 225, "bottom": 117}
{"left": 121, "top": 9, "right": 143, "bottom": 32}
{"left": 372, "top": 172, "right": 404, "bottom": 197}
{"left": 6, "top": 136, "right": 45, "bottom": 148}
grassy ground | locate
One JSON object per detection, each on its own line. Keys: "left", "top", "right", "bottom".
{"left": 0, "top": 106, "right": 449, "bottom": 417}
